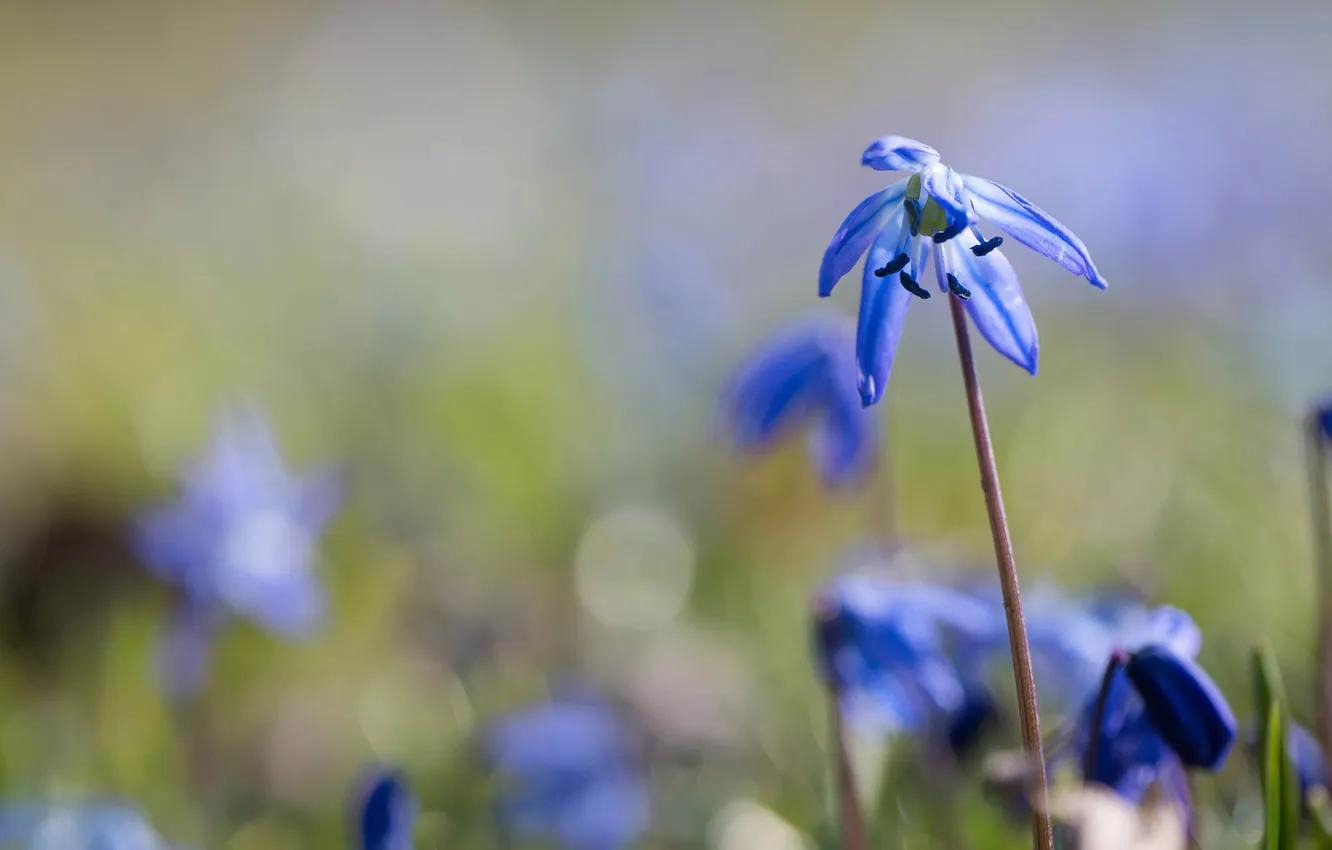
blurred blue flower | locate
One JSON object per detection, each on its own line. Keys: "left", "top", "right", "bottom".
{"left": 813, "top": 574, "right": 1001, "bottom": 736}
{"left": 0, "top": 802, "right": 170, "bottom": 850}
{"left": 1318, "top": 396, "right": 1332, "bottom": 441}
{"left": 487, "top": 689, "right": 649, "bottom": 850}
{"left": 819, "top": 135, "right": 1106, "bottom": 405}
{"left": 1289, "top": 722, "right": 1329, "bottom": 797}
{"left": 354, "top": 767, "right": 416, "bottom": 850}
{"left": 722, "top": 318, "right": 876, "bottom": 487}
{"left": 1124, "top": 645, "right": 1236, "bottom": 770}
{"left": 133, "top": 408, "right": 342, "bottom": 697}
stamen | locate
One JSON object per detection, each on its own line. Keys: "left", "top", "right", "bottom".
{"left": 932, "top": 220, "right": 967, "bottom": 244}
{"left": 873, "top": 253, "right": 911, "bottom": 277}
{"left": 946, "top": 273, "right": 971, "bottom": 301}
{"left": 971, "top": 236, "right": 1004, "bottom": 257}
{"left": 903, "top": 200, "right": 921, "bottom": 237}
{"left": 899, "top": 271, "right": 931, "bottom": 299}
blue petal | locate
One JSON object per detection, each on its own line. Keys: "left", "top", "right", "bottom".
{"left": 724, "top": 325, "right": 833, "bottom": 447}
{"left": 1140, "top": 606, "right": 1201, "bottom": 660}
{"left": 855, "top": 222, "right": 915, "bottom": 406}
{"left": 946, "top": 684, "right": 1000, "bottom": 759}
{"left": 1289, "top": 723, "right": 1329, "bottom": 796}
{"left": 922, "top": 165, "right": 970, "bottom": 227}
{"left": 862, "top": 135, "right": 940, "bottom": 172}
{"left": 962, "top": 175, "right": 1108, "bottom": 289}
{"left": 819, "top": 180, "right": 908, "bottom": 297}
{"left": 942, "top": 235, "right": 1038, "bottom": 375}
{"left": 356, "top": 767, "right": 417, "bottom": 850}
{"left": 1124, "top": 646, "right": 1237, "bottom": 770}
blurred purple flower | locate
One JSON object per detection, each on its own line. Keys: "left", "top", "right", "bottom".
{"left": 0, "top": 802, "right": 170, "bottom": 850}
{"left": 812, "top": 574, "right": 1000, "bottom": 737}
{"left": 487, "top": 689, "right": 649, "bottom": 850}
{"left": 1317, "top": 396, "right": 1332, "bottom": 441}
{"left": 819, "top": 135, "right": 1106, "bottom": 405}
{"left": 722, "top": 318, "right": 876, "bottom": 487}
{"left": 354, "top": 767, "right": 416, "bottom": 850}
{"left": 133, "top": 408, "right": 342, "bottom": 697}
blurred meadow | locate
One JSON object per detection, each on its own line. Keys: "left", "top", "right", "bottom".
{"left": 0, "top": 0, "right": 1330, "bottom": 848}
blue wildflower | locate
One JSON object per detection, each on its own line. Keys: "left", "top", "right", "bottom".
{"left": 722, "top": 318, "right": 875, "bottom": 486}
{"left": 1318, "top": 397, "right": 1332, "bottom": 441}
{"left": 1289, "top": 722, "right": 1329, "bottom": 796}
{"left": 813, "top": 574, "right": 1000, "bottom": 736}
{"left": 133, "top": 408, "right": 342, "bottom": 698}
{"left": 819, "top": 135, "right": 1106, "bottom": 405}
{"left": 0, "top": 801, "right": 170, "bottom": 850}
{"left": 1124, "top": 645, "right": 1237, "bottom": 770}
{"left": 487, "top": 689, "right": 649, "bottom": 850}
{"left": 355, "top": 767, "right": 416, "bottom": 850}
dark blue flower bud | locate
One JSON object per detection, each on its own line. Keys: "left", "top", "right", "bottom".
{"left": 356, "top": 767, "right": 416, "bottom": 850}
{"left": 1125, "top": 645, "right": 1237, "bottom": 770}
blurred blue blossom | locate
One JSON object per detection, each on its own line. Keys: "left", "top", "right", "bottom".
{"left": 722, "top": 318, "right": 876, "bottom": 487}
{"left": 1289, "top": 722, "right": 1329, "bottom": 797}
{"left": 0, "top": 802, "right": 170, "bottom": 850}
{"left": 133, "top": 408, "right": 342, "bottom": 698}
{"left": 1317, "top": 396, "right": 1332, "bottom": 441}
{"left": 819, "top": 135, "right": 1106, "bottom": 405}
{"left": 813, "top": 573, "right": 1000, "bottom": 737}
{"left": 354, "top": 767, "right": 416, "bottom": 850}
{"left": 487, "top": 689, "right": 649, "bottom": 850}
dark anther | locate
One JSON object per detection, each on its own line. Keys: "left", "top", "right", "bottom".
{"left": 874, "top": 253, "right": 911, "bottom": 277}
{"left": 932, "top": 221, "right": 967, "bottom": 244}
{"left": 971, "top": 236, "right": 1004, "bottom": 257}
{"left": 946, "top": 273, "right": 971, "bottom": 301}
{"left": 904, "top": 200, "right": 921, "bottom": 237}
{"left": 899, "top": 271, "right": 931, "bottom": 299}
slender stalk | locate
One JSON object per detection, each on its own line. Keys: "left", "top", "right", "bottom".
{"left": 1306, "top": 411, "right": 1332, "bottom": 762}
{"left": 1083, "top": 650, "right": 1127, "bottom": 782}
{"left": 829, "top": 691, "right": 868, "bottom": 850}
{"left": 941, "top": 269, "right": 1052, "bottom": 850}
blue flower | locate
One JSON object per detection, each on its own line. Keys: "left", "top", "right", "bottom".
{"left": 722, "top": 318, "right": 876, "bottom": 486}
{"left": 812, "top": 574, "right": 1001, "bottom": 736}
{"left": 1070, "top": 665, "right": 1192, "bottom": 819}
{"left": 1289, "top": 723, "right": 1329, "bottom": 796}
{"left": 355, "top": 767, "right": 416, "bottom": 850}
{"left": 133, "top": 408, "right": 342, "bottom": 697}
{"left": 487, "top": 689, "right": 649, "bottom": 850}
{"left": 819, "top": 135, "right": 1106, "bottom": 405}
{"left": 0, "top": 802, "right": 170, "bottom": 850}
{"left": 1124, "top": 645, "right": 1237, "bottom": 770}
{"left": 1317, "top": 396, "right": 1332, "bottom": 441}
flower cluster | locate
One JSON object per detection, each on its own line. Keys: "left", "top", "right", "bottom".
{"left": 813, "top": 572, "right": 1237, "bottom": 821}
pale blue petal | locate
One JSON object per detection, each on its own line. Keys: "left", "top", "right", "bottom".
{"left": 962, "top": 175, "right": 1108, "bottom": 289}
{"left": 724, "top": 324, "right": 835, "bottom": 447}
{"left": 819, "top": 179, "right": 908, "bottom": 297}
{"left": 861, "top": 135, "right": 940, "bottom": 172}
{"left": 942, "top": 235, "right": 1038, "bottom": 374}
{"left": 922, "top": 165, "right": 970, "bottom": 227}
{"left": 855, "top": 221, "right": 914, "bottom": 406}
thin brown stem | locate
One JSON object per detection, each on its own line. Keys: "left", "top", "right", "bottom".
{"left": 945, "top": 291, "right": 1052, "bottom": 850}
{"left": 829, "top": 691, "right": 868, "bottom": 850}
{"left": 1306, "top": 411, "right": 1332, "bottom": 763}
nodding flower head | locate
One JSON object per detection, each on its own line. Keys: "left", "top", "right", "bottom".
{"left": 819, "top": 135, "right": 1106, "bottom": 406}
{"left": 722, "top": 317, "right": 876, "bottom": 487}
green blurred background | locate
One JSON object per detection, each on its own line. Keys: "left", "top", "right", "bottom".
{"left": 0, "top": 0, "right": 1329, "bottom": 847}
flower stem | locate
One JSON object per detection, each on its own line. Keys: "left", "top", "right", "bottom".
{"left": 829, "top": 691, "right": 868, "bottom": 850}
{"left": 1306, "top": 411, "right": 1332, "bottom": 762}
{"left": 1083, "top": 650, "right": 1128, "bottom": 782}
{"left": 943, "top": 287, "right": 1052, "bottom": 850}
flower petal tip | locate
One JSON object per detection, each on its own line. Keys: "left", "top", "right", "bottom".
{"left": 861, "top": 135, "right": 940, "bottom": 173}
